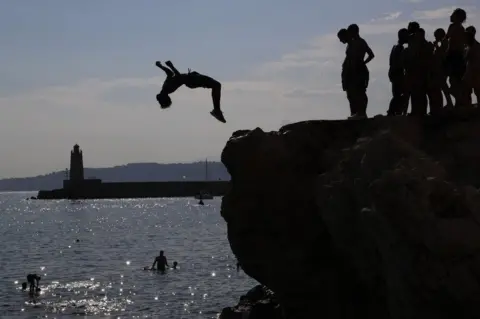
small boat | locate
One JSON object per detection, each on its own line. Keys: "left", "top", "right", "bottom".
{"left": 194, "top": 159, "right": 214, "bottom": 200}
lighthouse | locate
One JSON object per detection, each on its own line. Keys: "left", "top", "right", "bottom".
{"left": 70, "top": 144, "right": 85, "bottom": 182}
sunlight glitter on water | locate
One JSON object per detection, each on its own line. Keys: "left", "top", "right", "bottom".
{"left": 1, "top": 195, "right": 258, "bottom": 318}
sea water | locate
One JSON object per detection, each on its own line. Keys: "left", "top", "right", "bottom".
{"left": 0, "top": 192, "right": 257, "bottom": 318}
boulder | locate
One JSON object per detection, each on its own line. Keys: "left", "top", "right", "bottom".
{"left": 219, "top": 285, "right": 280, "bottom": 319}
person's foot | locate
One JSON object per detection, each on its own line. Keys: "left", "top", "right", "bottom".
{"left": 210, "top": 110, "right": 226, "bottom": 123}
{"left": 165, "top": 60, "right": 173, "bottom": 67}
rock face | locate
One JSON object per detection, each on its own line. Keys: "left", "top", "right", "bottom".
{"left": 220, "top": 110, "right": 480, "bottom": 319}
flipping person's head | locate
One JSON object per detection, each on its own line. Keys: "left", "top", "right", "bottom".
{"left": 156, "top": 93, "right": 172, "bottom": 108}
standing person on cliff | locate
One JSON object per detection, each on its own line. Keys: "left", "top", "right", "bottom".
{"left": 387, "top": 28, "right": 409, "bottom": 116}
{"left": 337, "top": 28, "right": 356, "bottom": 118}
{"left": 345, "top": 24, "right": 375, "bottom": 118}
{"left": 464, "top": 26, "right": 480, "bottom": 104}
{"left": 404, "top": 28, "right": 432, "bottom": 116}
{"left": 445, "top": 8, "right": 468, "bottom": 107}
{"left": 432, "top": 28, "right": 454, "bottom": 109}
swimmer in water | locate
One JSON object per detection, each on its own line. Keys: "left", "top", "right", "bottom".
{"left": 172, "top": 261, "right": 178, "bottom": 270}
{"left": 26, "top": 274, "right": 41, "bottom": 293}
{"left": 151, "top": 250, "right": 169, "bottom": 274}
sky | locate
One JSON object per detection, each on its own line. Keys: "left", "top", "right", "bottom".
{"left": 0, "top": 0, "right": 478, "bottom": 178}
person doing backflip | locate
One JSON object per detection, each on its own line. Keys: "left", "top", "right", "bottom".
{"left": 155, "top": 60, "right": 226, "bottom": 123}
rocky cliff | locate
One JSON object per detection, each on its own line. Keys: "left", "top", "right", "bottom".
{"left": 220, "top": 109, "right": 480, "bottom": 319}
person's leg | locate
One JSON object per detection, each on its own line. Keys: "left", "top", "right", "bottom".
{"left": 185, "top": 73, "right": 226, "bottom": 122}
{"left": 388, "top": 81, "right": 401, "bottom": 115}
{"left": 209, "top": 82, "right": 226, "bottom": 123}
{"left": 165, "top": 61, "right": 181, "bottom": 76}
{"left": 211, "top": 81, "right": 222, "bottom": 112}
{"left": 442, "top": 77, "right": 454, "bottom": 107}
{"left": 358, "top": 67, "right": 369, "bottom": 116}
{"left": 419, "top": 82, "right": 428, "bottom": 116}
{"left": 346, "top": 89, "right": 356, "bottom": 117}
{"left": 428, "top": 87, "right": 443, "bottom": 115}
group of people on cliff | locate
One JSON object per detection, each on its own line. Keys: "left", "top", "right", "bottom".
{"left": 338, "top": 8, "right": 479, "bottom": 118}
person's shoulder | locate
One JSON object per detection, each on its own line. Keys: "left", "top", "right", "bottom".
{"left": 359, "top": 37, "right": 369, "bottom": 46}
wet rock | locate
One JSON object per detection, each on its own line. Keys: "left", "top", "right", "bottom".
{"left": 220, "top": 109, "right": 480, "bottom": 319}
{"left": 219, "top": 285, "right": 281, "bottom": 319}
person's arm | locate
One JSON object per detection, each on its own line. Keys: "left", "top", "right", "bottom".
{"left": 155, "top": 61, "right": 174, "bottom": 77}
{"left": 164, "top": 257, "right": 169, "bottom": 268}
{"left": 364, "top": 40, "right": 375, "bottom": 64}
{"left": 165, "top": 61, "right": 181, "bottom": 76}
{"left": 151, "top": 258, "right": 157, "bottom": 270}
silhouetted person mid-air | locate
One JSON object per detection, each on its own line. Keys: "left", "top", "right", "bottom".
{"left": 151, "top": 250, "right": 169, "bottom": 273}
{"left": 155, "top": 60, "right": 226, "bottom": 123}
{"left": 387, "top": 28, "right": 409, "bottom": 116}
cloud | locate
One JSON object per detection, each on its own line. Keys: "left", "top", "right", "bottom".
{"left": 371, "top": 11, "right": 402, "bottom": 22}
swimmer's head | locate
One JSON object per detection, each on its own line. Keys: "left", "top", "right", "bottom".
{"left": 156, "top": 93, "right": 172, "bottom": 108}
{"left": 173, "top": 261, "right": 178, "bottom": 268}
{"left": 159, "top": 250, "right": 164, "bottom": 256}
{"left": 21, "top": 282, "right": 27, "bottom": 290}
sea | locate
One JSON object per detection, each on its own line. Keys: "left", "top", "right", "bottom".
{"left": 0, "top": 192, "right": 257, "bottom": 318}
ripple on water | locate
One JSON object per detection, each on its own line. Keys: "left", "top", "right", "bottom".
{"left": 0, "top": 194, "right": 257, "bottom": 318}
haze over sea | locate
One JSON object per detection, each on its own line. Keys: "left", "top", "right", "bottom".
{"left": 0, "top": 192, "right": 257, "bottom": 318}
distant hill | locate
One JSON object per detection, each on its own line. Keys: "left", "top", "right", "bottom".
{"left": 0, "top": 162, "right": 230, "bottom": 191}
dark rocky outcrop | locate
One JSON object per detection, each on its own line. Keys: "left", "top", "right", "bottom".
{"left": 219, "top": 285, "right": 281, "bottom": 319}
{"left": 220, "top": 109, "right": 480, "bottom": 319}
